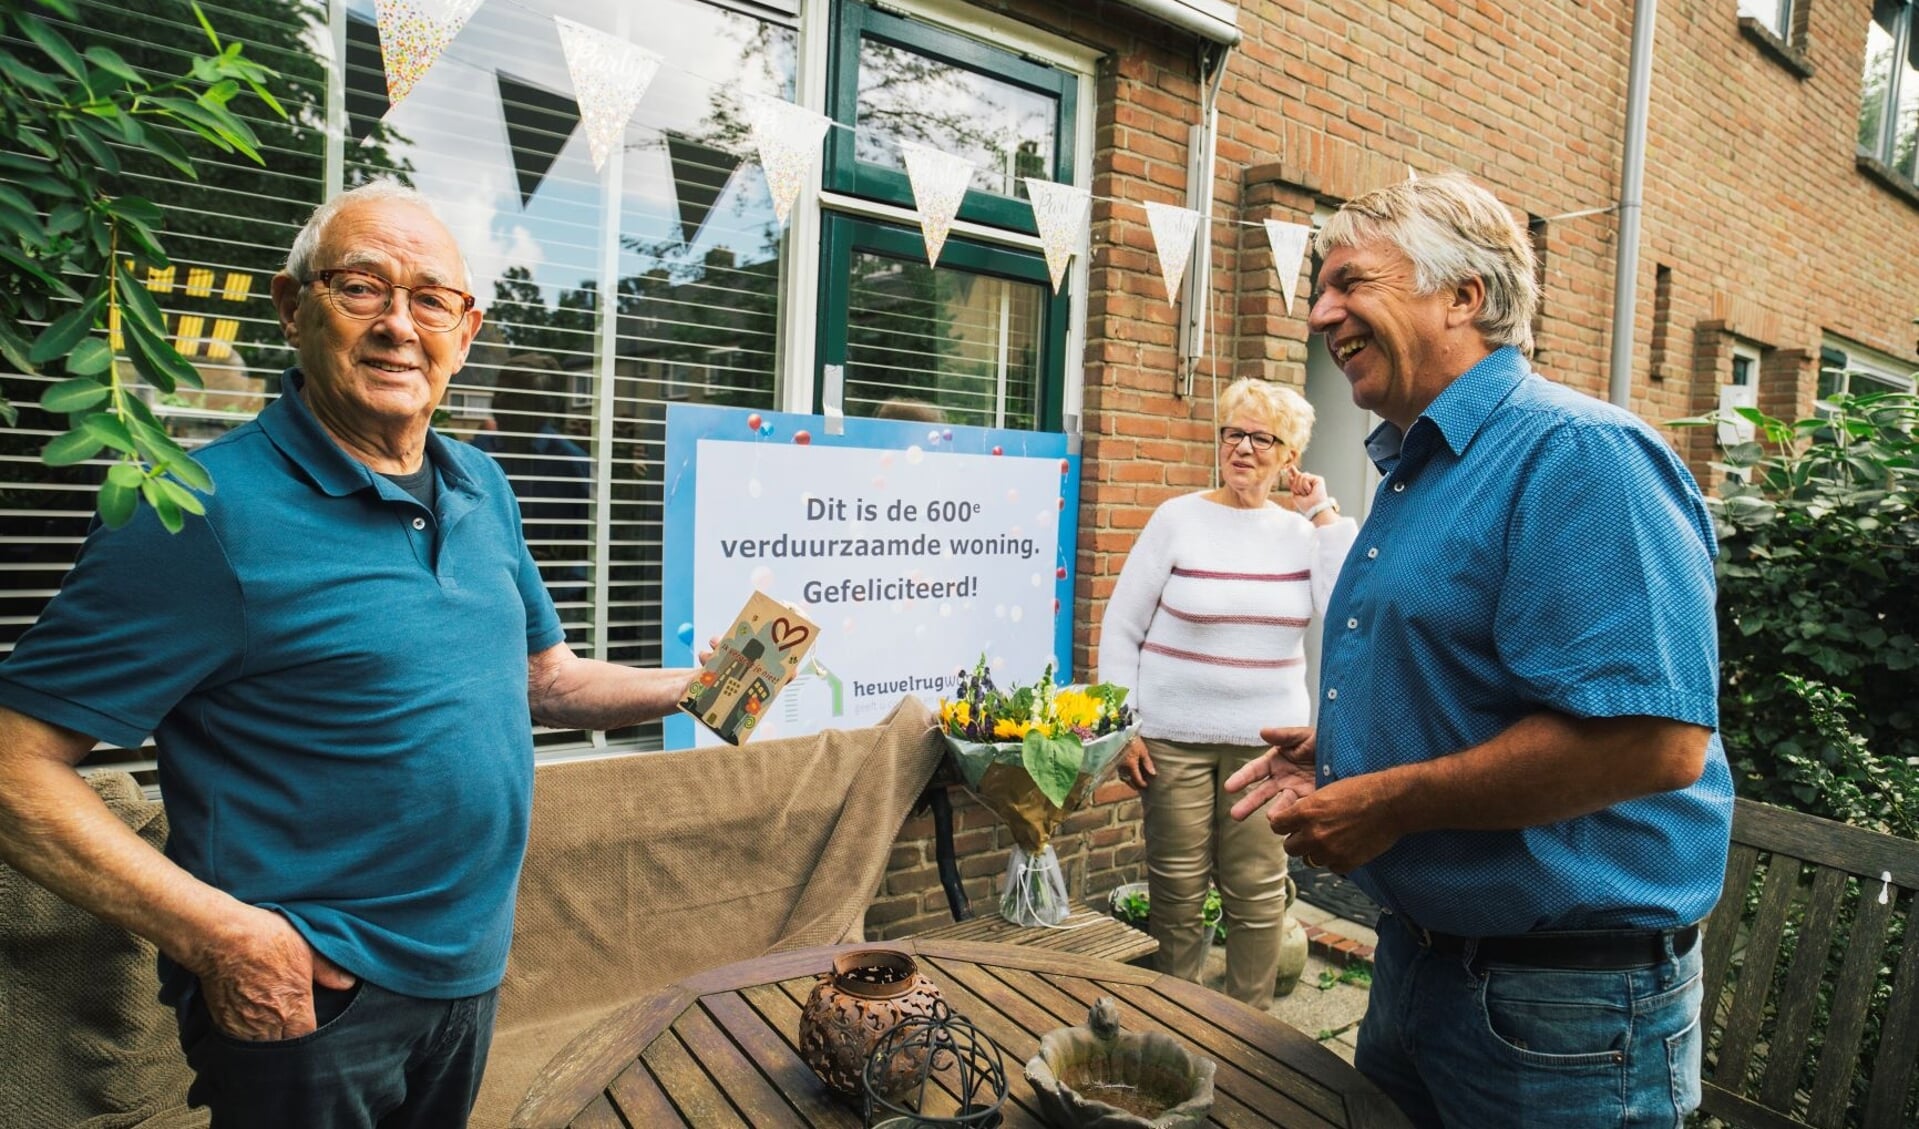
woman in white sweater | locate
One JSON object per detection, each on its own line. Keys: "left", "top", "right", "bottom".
{"left": 1098, "top": 377, "right": 1357, "bottom": 1006}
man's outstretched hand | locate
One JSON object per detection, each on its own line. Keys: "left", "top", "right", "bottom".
{"left": 1224, "top": 726, "right": 1318, "bottom": 823}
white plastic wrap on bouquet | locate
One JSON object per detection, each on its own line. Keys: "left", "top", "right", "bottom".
{"left": 1000, "top": 843, "right": 1072, "bottom": 926}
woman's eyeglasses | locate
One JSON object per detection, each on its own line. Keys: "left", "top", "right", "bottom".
{"left": 306, "top": 268, "right": 474, "bottom": 333}
{"left": 1218, "top": 427, "right": 1281, "bottom": 452}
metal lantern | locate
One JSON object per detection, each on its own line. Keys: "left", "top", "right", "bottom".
{"left": 860, "top": 999, "right": 1008, "bottom": 1129}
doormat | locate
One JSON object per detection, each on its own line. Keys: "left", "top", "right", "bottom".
{"left": 1289, "top": 859, "right": 1381, "bottom": 929}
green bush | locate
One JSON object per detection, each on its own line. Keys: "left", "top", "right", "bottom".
{"left": 1682, "top": 390, "right": 1918, "bottom": 837}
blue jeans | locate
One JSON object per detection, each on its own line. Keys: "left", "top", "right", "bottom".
{"left": 1356, "top": 916, "right": 1703, "bottom": 1128}
{"left": 177, "top": 979, "right": 498, "bottom": 1128}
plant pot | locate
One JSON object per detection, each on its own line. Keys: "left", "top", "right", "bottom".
{"left": 797, "top": 949, "right": 946, "bottom": 1099}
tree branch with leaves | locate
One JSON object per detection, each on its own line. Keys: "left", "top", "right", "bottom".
{"left": 0, "top": 0, "right": 283, "bottom": 530}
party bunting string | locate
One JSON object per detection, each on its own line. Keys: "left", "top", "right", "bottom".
{"left": 374, "top": 0, "right": 1624, "bottom": 304}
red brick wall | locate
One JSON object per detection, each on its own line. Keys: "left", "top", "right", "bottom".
{"left": 867, "top": 0, "right": 1919, "bottom": 939}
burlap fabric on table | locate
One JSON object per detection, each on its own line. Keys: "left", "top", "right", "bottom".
{"left": 0, "top": 771, "right": 205, "bottom": 1129}
{"left": 476, "top": 696, "right": 944, "bottom": 1129}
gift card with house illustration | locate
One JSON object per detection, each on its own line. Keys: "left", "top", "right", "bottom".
{"left": 679, "top": 590, "right": 820, "bottom": 745}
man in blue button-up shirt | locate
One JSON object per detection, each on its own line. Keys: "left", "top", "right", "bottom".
{"left": 1227, "top": 174, "right": 1732, "bottom": 1128}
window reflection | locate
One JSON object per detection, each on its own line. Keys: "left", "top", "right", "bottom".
{"left": 856, "top": 39, "right": 1056, "bottom": 199}
{"left": 844, "top": 247, "right": 1043, "bottom": 429}
{"left": 344, "top": 0, "right": 794, "bottom": 744}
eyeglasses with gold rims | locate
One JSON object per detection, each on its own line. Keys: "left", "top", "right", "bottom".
{"left": 305, "top": 268, "right": 475, "bottom": 333}
{"left": 1218, "top": 426, "right": 1282, "bottom": 452}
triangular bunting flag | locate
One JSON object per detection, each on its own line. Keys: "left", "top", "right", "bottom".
{"left": 1263, "top": 219, "right": 1312, "bottom": 313}
{"left": 554, "top": 17, "right": 662, "bottom": 172}
{"left": 744, "top": 94, "right": 831, "bottom": 226}
{"left": 497, "top": 72, "right": 581, "bottom": 207}
{"left": 344, "top": 12, "right": 389, "bottom": 142}
{"left": 1023, "top": 178, "right": 1090, "bottom": 294}
{"left": 900, "top": 141, "right": 974, "bottom": 267}
{"left": 666, "top": 133, "right": 746, "bottom": 246}
{"left": 373, "top": 0, "right": 485, "bottom": 109}
{"left": 1143, "top": 201, "right": 1203, "bottom": 303}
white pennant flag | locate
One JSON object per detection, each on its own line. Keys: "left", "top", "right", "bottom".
{"left": 374, "top": 0, "right": 486, "bottom": 108}
{"left": 900, "top": 142, "right": 974, "bottom": 267}
{"left": 1143, "top": 201, "right": 1203, "bottom": 303}
{"left": 1263, "top": 219, "right": 1312, "bottom": 313}
{"left": 554, "top": 18, "right": 662, "bottom": 172}
{"left": 1023, "top": 178, "right": 1090, "bottom": 294}
{"left": 744, "top": 94, "right": 831, "bottom": 226}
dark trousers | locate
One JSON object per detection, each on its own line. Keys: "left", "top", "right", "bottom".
{"left": 178, "top": 979, "right": 498, "bottom": 1129}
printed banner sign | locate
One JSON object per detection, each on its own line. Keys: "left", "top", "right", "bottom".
{"left": 662, "top": 406, "right": 1079, "bottom": 749}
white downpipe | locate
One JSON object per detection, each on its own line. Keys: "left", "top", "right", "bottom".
{"left": 1608, "top": 0, "right": 1658, "bottom": 410}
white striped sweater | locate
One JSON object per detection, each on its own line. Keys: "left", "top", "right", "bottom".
{"left": 1098, "top": 491, "right": 1358, "bottom": 745}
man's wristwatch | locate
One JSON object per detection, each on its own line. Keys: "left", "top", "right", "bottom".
{"left": 1302, "top": 498, "right": 1340, "bottom": 521}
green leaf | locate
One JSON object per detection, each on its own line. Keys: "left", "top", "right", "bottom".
{"left": 190, "top": 0, "right": 223, "bottom": 50}
{"left": 41, "top": 425, "right": 104, "bottom": 466}
{"left": 166, "top": 450, "right": 213, "bottom": 493}
{"left": 63, "top": 336, "right": 112, "bottom": 375}
{"left": 83, "top": 45, "right": 141, "bottom": 85}
{"left": 65, "top": 119, "right": 121, "bottom": 176}
{"left": 156, "top": 476, "right": 207, "bottom": 516}
{"left": 0, "top": 398, "right": 16, "bottom": 427}
{"left": 140, "top": 127, "right": 196, "bottom": 176}
{"left": 0, "top": 49, "right": 62, "bottom": 98}
{"left": 81, "top": 411, "right": 135, "bottom": 453}
{"left": 0, "top": 320, "right": 38, "bottom": 375}
{"left": 1022, "top": 730, "right": 1084, "bottom": 808}
{"left": 140, "top": 477, "right": 184, "bottom": 533}
{"left": 123, "top": 314, "right": 189, "bottom": 394}
{"left": 39, "top": 375, "right": 108, "bottom": 412}
{"left": 103, "top": 196, "right": 162, "bottom": 226}
{"left": 243, "top": 74, "right": 286, "bottom": 119}
{"left": 129, "top": 418, "right": 191, "bottom": 471}
{"left": 17, "top": 13, "right": 85, "bottom": 81}
{"left": 28, "top": 290, "right": 106, "bottom": 363}
{"left": 106, "top": 462, "right": 144, "bottom": 489}
{"left": 0, "top": 245, "right": 81, "bottom": 301}
{"left": 32, "top": 0, "right": 81, "bottom": 20}
{"left": 114, "top": 261, "right": 167, "bottom": 336}
{"left": 96, "top": 475, "right": 137, "bottom": 528}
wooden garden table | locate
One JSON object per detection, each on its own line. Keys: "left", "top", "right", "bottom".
{"left": 511, "top": 938, "right": 1410, "bottom": 1128}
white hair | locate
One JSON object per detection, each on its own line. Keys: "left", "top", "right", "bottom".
{"left": 283, "top": 180, "right": 471, "bottom": 288}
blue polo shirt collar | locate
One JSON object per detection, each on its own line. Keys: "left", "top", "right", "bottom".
{"left": 259, "top": 369, "right": 478, "bottom": 508}
{"left": 1367, "top": 346, "right": 1530, "bottom": 473}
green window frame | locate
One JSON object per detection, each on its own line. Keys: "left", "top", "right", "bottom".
{"left": 815, "top": 214, "right": 1068, "bottom": 432}
{"left": 825, "top": 0, "right": 1079, "bottom": 234}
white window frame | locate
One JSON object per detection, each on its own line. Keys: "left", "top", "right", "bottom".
{"left": 1819, "top": 334, "right": 1918, "bottom": 415}
{"left": 1738, "top": 0, "right": 1792, "bottom": 40}
{"left": 1719, "top": 343, "right": 1762, "bottom": 445}
{"left": 778, "top": 0, "right": 1098, "bottom": 431}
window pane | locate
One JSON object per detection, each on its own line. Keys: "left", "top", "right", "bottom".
{"left": 1860, "top": 2, "right": 1903, "bottom": 155}
{"left": 1, "top": 0, "right": 325, "bottom": 682}
{"left": 1853, "top": 370, "right": 1909, "bottom": 395}
{"left": 844, "top": 250, "right": 1045, "bottom": 429}
{"left": 1896, "top": 32, "right": 1919, "bottom": 177}
{"left": 345, "top": 0, "right": 793, "bottom": 747}
{"left": 856, "top": 39, "right": 1056, "bottom": 199}
{"left": 1817, "top": 361, "right": 1846, "bottom": 401}
{"left": 1739, "top": 0, "right": 1790, "bottom": 37}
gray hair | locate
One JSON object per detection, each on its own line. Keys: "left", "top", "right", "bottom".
{"left": 283, "top": 180, "right": 471, "bottom": 288}
{"left": 1315, "top": 173, "right": 1538, "bottom": 355}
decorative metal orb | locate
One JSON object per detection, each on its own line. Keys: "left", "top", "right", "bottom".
{"left": 861, "top": 999, "right": 1007, "bottom": 1128}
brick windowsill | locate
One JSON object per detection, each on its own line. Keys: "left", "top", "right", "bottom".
{"left": 1858, "top": 153, "right": 1919, "bottom": 212}
{"left": 1737, "top": 16, "right": 1813, "bottom": 79}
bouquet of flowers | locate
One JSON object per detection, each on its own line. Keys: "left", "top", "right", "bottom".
{"left": 938, "top": 656, "right": 1139, "bottom": 926}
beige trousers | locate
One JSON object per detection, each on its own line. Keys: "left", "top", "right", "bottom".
{"left": 1140, "top": 737, "right": 1292, "bottom": 1009}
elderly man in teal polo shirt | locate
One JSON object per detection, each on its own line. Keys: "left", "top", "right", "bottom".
{"left": 1226, "top": 174, "right": 1732, "bottom": 1128}
{"left": 0, "top": 182, "right": 696, "bottom": 1127}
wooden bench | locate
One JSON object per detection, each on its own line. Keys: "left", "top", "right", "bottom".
{"left": 1700, "top": 797, "right": 1919, "bottom": 1129}
{"left": 912, "top": 898, "right": 1158, "bottom": 964}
